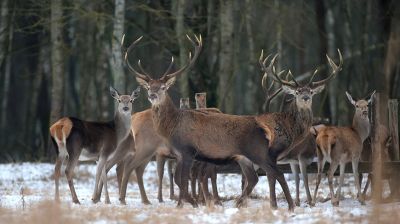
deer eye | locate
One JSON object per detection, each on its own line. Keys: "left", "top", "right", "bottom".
{"left": 295, "top": 90, "right": 299, "bottom": 95}
{"left": 310, "top": 90, "right": 314, "bottom": 94}
{"left": 118, "top": 99, "right": 121, "bottom": 103}
{"left": 161, "top": 86, "right": 166, "bottom": 90}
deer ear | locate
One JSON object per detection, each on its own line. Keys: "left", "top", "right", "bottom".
{"left": 345, "top": 91, "right": 356, "bottom": 105}
{"left": 312, "top": 85, "right": 325, "bottom": 94}
{"left": 110, "top": 86, "right": 120, "bottom": 100}
{"left": 165, "top": 76, "right": 176, "bottom": 89}
{"left": 136, "top": 77, "right": 149, "bottom": 89}
{"left": 131, "top": 86, "right": 141, "bottom": 100}
{"left": 281, "top": 85, "right": 296, "bottom": 95}
{"left": 367, "top": 90, "right": 376, "bottom": 104}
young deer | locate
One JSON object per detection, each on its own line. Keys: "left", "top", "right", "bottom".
{"left": 312, "top": 91, "right": 375, "bottom": 206}
{"left": 50, "top": 86, "right": 140, "bottom": 204}
{"left": 125, "top": 34, "right": 342, "bottom": 211}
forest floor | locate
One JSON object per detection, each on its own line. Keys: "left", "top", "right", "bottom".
{"left": 0, "top": 162, "right": 399, "bottom": 223}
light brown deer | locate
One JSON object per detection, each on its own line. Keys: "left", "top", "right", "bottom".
{"left": 50, "top": 86, "right": 140, "bottom": 204}
{"left": 125, "top": 34, "right": 342, "bottom": 211}
{"left": 311, "top": 91, "right": 375, "bottom": 206}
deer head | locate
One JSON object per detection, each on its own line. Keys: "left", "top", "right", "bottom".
{"left": 110, "top": 86, "right": 141, "bottom": 115}
{"left": 260, "top": 49, "right": 343, "bottom": 111}
{"left": 122, "top": 34, "right": 202, "bottom": 106}
{"left": 345, "top": 90, "right": 376, "bottom": 119}
{"left": 180, "top": 98, "right": 190, "bottom": 109}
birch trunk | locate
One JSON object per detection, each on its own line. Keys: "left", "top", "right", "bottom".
{"left": 50, "top": 0, "right": 65, "bottom": 125}
{"left": 217, "top": 0, "right": 234, "bottom": 113}
{"left": 175, "top": 0, "right": 188, "bottom": 97}
{"left": 110, "top": 0, "right": 125, "bottom": 92}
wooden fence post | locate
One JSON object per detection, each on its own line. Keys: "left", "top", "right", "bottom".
{"left": 372, "top": 93, "right": 382, "bottom": 204}
{"left": 388, "top": 99, "right": 399, "bottom": 161}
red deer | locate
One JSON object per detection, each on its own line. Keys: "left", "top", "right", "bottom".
{"left": 125, "top": 34, "right": 342, "bottom": 211}
{"left": 311, "top": 91, "right": 375, "bottom": 206}
{"left": 50, "top": 86, "right": 140, "bottom": 204}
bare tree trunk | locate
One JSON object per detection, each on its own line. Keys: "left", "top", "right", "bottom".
{"left": 326, "top": 5, "right": 337, "bottom": 124}
{"left": 0, "top": 3, "right": 13, "bottom": 134}
{"left": 217, "top": 0, "right": 234, "bottom": 113}
{"left": 175, "top": 0, "right": 188, "bottom": 97}
{"left": 244, "top": 0, "right": 256, "bottom": 114}
{"left": 0, "top": 0, "right": 9, "bottom": 67}
{"left": 110, "top": 0, "right": 125, "bottom": 92}
{"left": 50, "top": 0, "right": 64, "bottom": 124}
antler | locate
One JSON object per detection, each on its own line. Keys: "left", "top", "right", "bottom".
{"left": 161, "top": 34, "right": 203, "bottom": 80}
{"left": 309, "top": 49, "right": 343, "bottom": 87}
{"left": 259, "top": 50, "right": 297, "bottom": 88}
{"left": 122, "top": 35, "right": 152, "bottom": 81}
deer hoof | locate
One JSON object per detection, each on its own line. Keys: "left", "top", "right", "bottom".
{"left": 119, "top": 199, "right": 127, "bottom": 205}
{"left": 73, "top": 199, "right": 81, "bottom": 204}
{"left": 295, "top": 198, "right": 300, "bottom": 207}
{"left": 331, "top": 197, "right": 339, "bottom": 207}
{"left": 235, "top": 197, "right": 247, "bottom": 208}
{"left": 142, "top": 199, "right": 151, "bottom": 205}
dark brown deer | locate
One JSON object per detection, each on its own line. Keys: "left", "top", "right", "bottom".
{"left": 50, "top": 86, "right": 140, "bottom": 204}
{"left": 311, "top": 91, "right": 375, "bottom": 206}
{"left": 125, "top": 34, "right": 342, "bottom": 211}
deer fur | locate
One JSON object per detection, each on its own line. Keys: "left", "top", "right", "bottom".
{"left": 312, "top": 91, "right": 375, "bottom": 206}
{"left": 50, "top": 86, "right": 140, "bottom": 204}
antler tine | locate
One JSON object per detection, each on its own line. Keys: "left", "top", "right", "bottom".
{"left": 137, "top": 60, "right": 152, "bottom": 77}
{"left": 287, "top": 70, "right": 299, "bottom": 87}
{"left": 308, "top": 69, "right": 319, "bottom": 85}
{"left": 123, "top": 36, "right": 152, "bottom": 81}
{"left": 163, "top": 34, "right": 202, "bottom": 79}
{"left": 311, "top": 49, "right": 343, "bottom": 87}
{"left": 162, "top": 56, "right": 175, "bottom": 77}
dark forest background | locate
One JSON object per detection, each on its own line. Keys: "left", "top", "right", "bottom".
{"left": 0, "top": 0, "right": 399, "bottom": 162}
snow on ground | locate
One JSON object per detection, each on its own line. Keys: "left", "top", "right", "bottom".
{"left": 0, "top": 162, "right": 399, "bottom": 223}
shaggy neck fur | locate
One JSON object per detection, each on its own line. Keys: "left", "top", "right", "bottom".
{"left": 287, "top": 100, "right": 313, "bottom": 142}
{"left": 152, "top": 95, "right": 180, "bottom": 138}
{"left": 352, "top": 113, "right": 370, "bottom": 142}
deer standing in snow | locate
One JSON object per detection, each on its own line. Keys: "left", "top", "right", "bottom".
{"left": 312, "top": 91, "right": 375, "bottom": 206}
{"left": 125, "top": 33, "right": 342, "bottom": 211}
{"left": 50, "top": 86, "right": 140, "bottom": 204}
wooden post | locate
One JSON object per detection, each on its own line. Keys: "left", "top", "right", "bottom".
{"left": 372, "top": 93, "right": 383, "bottom": 204}
{"left": 388, "top": 99, "right": 399, "bottom": 161}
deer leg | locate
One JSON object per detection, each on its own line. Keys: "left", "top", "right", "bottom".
{"left": 299, "top": 157, "right": 312, "bottom": 206}
{"left": 313, "top": 152, "right": 326, "bottom": 204}
{"left": 181, "top": 156, "right": 198, "bottom": 208}
{"left": 167, "top": 159, "right": 176, "bottom": 200}
{"left": 352, "top": 159, "right": 365, "bottom": 205}
{"left": 54, "top": 157, "right": 62, "bottom": 202}
{"left": 328, "top": 161, "right": 339, "bottom": 206}
{"left": 156, "top": 154, "right": 166, "bottom": 203}
{"left": 200, "top": 168, "right": 212, "bottom": 207}
{"left": 210, "top": 165, "right": 221, "bottom": 205}
{"left": 174, "top": 158, "right": 184, "bottom": 207}
{"left": 136, "top": 161, "right": 151, "bottom": 205}
{"left": 190, "top": 163, "right": 198, "bottom": 201}
{"left": 235, "top": 156, "right": 258, "bottom": 208}
{"left": 119, "top": 155, "right": 137, "bottom": 205}
{"left": 92, "top": 155, "right": 107, "bottom": 203}
{"left": 101, "top": 163, "right": 111, "bottom": 204}
{"left": 289, "top": 163, "right": 300, "bottom": 206}
{"left": 336, "top": 162, "right": 346, "bottom": 203}
{"left": 64, "top": 153, "right": 80, "bottom": 204}
{"left": 116, "top": 161, "right": 124, "bottom": 195}
{"left": 273, "top": 166, "right": 295, "bottom": 211}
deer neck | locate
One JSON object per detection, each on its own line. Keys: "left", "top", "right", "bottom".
{"left": 114, "top": 110, "right": 132, "bottom": 142}
{"left": 352, "top": 113, "right": 370, "bottom": 142}
{"left": 152, "top": 95, "right": 180, "bottom": 138}
{"left": 288, "top": 102, "right": 313, "bottom": 141}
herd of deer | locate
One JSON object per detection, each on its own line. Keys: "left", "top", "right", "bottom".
{"left": 50, "top": 34, "right": 393, "bottom": 211}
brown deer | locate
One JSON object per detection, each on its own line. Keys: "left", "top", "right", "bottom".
{"left": 311, "top": 91, "right": 375, "bottom": 206}
{"left": 190, "top": 92, "right": 221, "bottom": 206}
{"left": 125, "top": 34, "right": 342, "bottom": 211}
{"left": 50, "top": 86, "right": 140, "bottom": 204}
{"left": 259, "top": 68, "right": 317, "bottom": 206}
